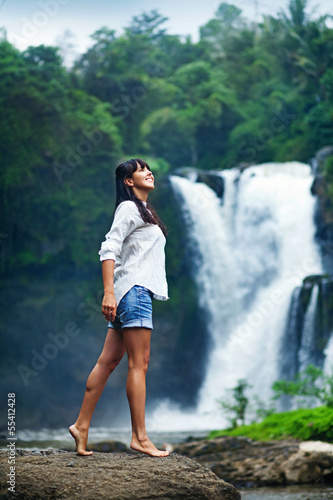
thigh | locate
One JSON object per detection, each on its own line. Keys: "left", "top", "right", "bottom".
{"left": 98, "top": 328, "right": 126, "bottom": 364}
{"left": 122, "top": 328, "right": 152, "bottom": 366}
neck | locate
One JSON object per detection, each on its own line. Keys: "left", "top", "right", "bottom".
{"left": 135, "top": 196, "right": 148, "bottom": 203}
{"left": 133, "top": 187, "right": 149, "bottom": 202}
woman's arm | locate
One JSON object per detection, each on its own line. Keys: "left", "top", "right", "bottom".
{"left": 101, "top": 259, "right": 117, "bottom": 322}
{"left": 98, "top": 201, "right": 140, "bottom": 263}
{"left": 99, "top": 202, "right": 142, "bottom": 323}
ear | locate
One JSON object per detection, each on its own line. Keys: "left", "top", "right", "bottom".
{"left": 124, "top": 177, "right": 134, "bottom": 187}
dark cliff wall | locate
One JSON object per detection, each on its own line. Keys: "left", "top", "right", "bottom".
{"left": 311, "top": 146, "right": 333, "bottom": 273}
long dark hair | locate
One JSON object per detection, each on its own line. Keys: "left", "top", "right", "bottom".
{"left": 114, "top": 158, "right": 168, "bottom": 237}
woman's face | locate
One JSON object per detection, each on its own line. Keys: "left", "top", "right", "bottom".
{"left": 125, "top": 162, "right": 155, "bottom": 197}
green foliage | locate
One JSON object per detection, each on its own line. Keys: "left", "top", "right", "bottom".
{"left": 208, "top": 406, "right": 333, "bottom": 442}
{"left": 126, "top": 9, "right": 168, "bottom": 39}
{"left": 250, "top": 395, "right": 276, "bottom": 423}
{"left": 70, "top": 1, "right": 333, "bottom": 169}
{"left": 1, "top": 0, "right": 333, "bottom": 278}
{"left": 216, "top": 379, "right": 252, "bottom": 428}
{"left": 211, "top": 365, "right": 333, "bottom": 442}
{"left": 0, "top": 40, "right": 121, "bottom": 275}
{"left": 216, "top": 379, "right": 277, "bottom": 429}
{"left": 324, "top": 156, "right": 333, "bottom": 203}
{"left": 272, "top": 364, "right": 333, "bottom": 408}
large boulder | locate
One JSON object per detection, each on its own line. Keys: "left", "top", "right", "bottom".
{"left": 0, "top": 449, "right": 241, "bottom": 500}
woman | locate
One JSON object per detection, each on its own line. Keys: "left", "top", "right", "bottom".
{"left": 69, "top": 158, "right": 169, "bottom": 457}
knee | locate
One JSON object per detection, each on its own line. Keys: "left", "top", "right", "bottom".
{"left": 97, "top": 355, "right": 122, "bottom": 374}
{"left": 142, "top": 355, "right": 150, "bottom": 374}
{"left": 128, "top": 354, "right": 150, "bottom": 374}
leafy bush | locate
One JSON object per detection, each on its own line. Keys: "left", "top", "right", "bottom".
{"left": 216, "top": 379, "right": 276, "bottom": 428}
{"left": 216, "top": 379, "right": 251, "bottom": 428}
{"left": 272, "top": 364, "right": 333, "bottom": 408}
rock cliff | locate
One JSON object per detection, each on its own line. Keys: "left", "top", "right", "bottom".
{"left": 311, "top": 145, "right": 333, "bottom": 271}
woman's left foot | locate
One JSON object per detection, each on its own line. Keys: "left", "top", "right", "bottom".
{"left": 130, "top": 437, "right": 169, "bottom": 457}
{"left": 69, "top": 424, "right": 93, "bottom": 456}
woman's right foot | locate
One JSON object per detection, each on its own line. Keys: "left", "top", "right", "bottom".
{"left": 130, "top": 436, "right": 169, "bottom": 457}
{"left": 69, "top": 424, "right": 93, "bottom": 456}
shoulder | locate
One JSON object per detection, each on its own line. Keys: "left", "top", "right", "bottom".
{"left": 115, "top": 200, "right": 138, "bottom": 214}
{"left": 114, "top": 201, "right": 142, "bottom": 222}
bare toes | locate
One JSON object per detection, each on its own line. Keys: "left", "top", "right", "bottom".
{"left": 130, "top": 440, "right": 170, "bottom": 457}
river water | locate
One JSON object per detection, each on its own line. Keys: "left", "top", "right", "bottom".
{"left": 240, "top": 484, "right": 333, "bottom": 499}
{"left": 3, "top": 426, "right": 207, "bottom": 450}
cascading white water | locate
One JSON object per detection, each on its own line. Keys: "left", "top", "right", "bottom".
{"left": 148, "top": 162, "right": 324, "bottom": 431}
{"left": 298, "top": 283, "right": 319, "bottom": 372}
{"left": 167, "top": 172, "right": 241, "bottom": 341}
{"left": 324, "top": 336, "right": 333, "bottom": 375}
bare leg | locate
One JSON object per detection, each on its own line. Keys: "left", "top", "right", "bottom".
{"left": 123, "top": 327, "right": 169, "bottom": 457}
{"left": 69, "top": 328, "right": 125, "bottom": 455}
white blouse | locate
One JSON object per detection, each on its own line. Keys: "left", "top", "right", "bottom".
{"left": 98, "top": 200, "right": 169, "bottom": 305}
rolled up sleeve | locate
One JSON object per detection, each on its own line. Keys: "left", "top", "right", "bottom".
{"left": 98, "top": 202, "right": 140, "bottom": 262}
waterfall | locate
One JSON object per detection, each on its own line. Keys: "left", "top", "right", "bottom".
{"left": 324, "top": 277, "right": 333, "bottom": 374}
{"left": 298, "top": 284, "right": 320, "bottom": 372}
{"left": 324, "top": 336, "right": 333, "bottom": 375}
{"left": 279, "top": 286, "right": 303, "bottom": 380}
{"left": 279, "top": 275, "right": 333, "bottom": 385}
{"left": 149, "top": 162, "right": 325, "bottom": 431}
{"left": 168, "top": 173, "right": 241, "bottom": 342}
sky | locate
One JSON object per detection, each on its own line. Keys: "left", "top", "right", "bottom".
{"left": 1, "top": 0, "right": 332, "bottom": 65}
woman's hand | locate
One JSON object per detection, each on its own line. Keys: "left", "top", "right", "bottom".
{"left": 102, "top": 292, "right": 117, "bottom": 322}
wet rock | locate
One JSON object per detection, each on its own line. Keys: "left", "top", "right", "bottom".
{"left": 173, "top": 436, "right": 333, "bottom": 488}
{"left": 283, "top": 451, "right": 323, "bottom": 483}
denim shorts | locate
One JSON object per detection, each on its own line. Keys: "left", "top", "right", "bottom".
{"left": 107, "top": 285, "right": 154, "bottom": 330}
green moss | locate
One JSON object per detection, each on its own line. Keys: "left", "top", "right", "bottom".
{"left": 207, "top": 406, "right": 333, "bottom": 442}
